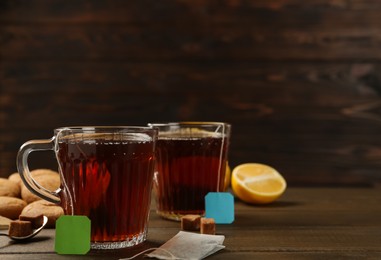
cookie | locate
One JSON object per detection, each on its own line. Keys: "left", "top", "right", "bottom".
{"left": 21, "top": 200, "right": 64, "bottom": 228}
{"left": 8, "top": 172, "right": 22, "bottom": 186}
{"left": 30, "top": 169, "right": 60, "bottom": 178}
{"left": 21, "top": 170, "right": 60, "bottom": 204}
{"left": 0, "top": 178, "right": 21, "bottom": 198}
{"left": 0, "top": 196, "right": 27, "bottom": 220}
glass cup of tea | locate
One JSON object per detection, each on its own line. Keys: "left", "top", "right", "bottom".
{"left": 17, "top": 126, "right": 158, "bottom": 249}
{"left": 148, "top": 122, "right": 231, "bottom": 221}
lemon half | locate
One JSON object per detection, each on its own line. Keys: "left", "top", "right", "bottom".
{"left": 231, "top": 163, "right": 286, "bottom": 204}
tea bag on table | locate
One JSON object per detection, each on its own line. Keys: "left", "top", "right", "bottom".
{"left": 146, "top": 231, "right": 225, "bottom": 260}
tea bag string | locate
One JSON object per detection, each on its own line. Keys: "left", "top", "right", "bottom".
{"left": 216, "top": 123, "right": 225, "bottom": 192}
{"left": 54, "top": 127, "right": 74, "bottom": 212}
{"left": 119, "top": 247, "right": 181, "bottom": 260}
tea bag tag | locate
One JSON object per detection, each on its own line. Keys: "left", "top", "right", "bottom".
{"left": 146, "top": 231, "right": 225, "bottom": 259}
{"left": 55, "top": 215, "right": 91, "bottom": 255}
{"left": 205, "top": 192, "right": 235, "bottom": 224}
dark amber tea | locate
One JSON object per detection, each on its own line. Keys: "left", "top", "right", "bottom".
{"left": 57, "top": 132, "right": 156, "bottom": 249}
{"left": 17, "top": 127, "right": 157, "bottom": 249}
{"left": 150, "top": 123, "right": 231, "bottom": 221}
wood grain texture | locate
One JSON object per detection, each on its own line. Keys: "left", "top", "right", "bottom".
{"left": 1, "top": 188, "right": 380, "bottom": 259}
{"left": 1, "top": 0, "right": 381, "bottom": 186}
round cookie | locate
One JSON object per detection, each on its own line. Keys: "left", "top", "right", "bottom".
{"left": 30, "top": 169, "right": 60, "bottom": 178}
{"left": 21, "top": 200, "right": 64, "bottom": 228}
{"left": 8, "top": 172, "right": 22, "bottom": 186}
{"left": 21, "top": 170, "right": 61, "bottom": 204}
{"left": 0, "top": 178, "right": 21, "bottom": 198}
{"left": 0, "top": 196, "right": 27, "bottom": 219}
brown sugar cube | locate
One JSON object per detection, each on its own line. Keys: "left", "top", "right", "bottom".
{"left": 8, "top": 220, "right": 33, "bottom": 237}
{"left": 181, "top": 215, "right": 201, "bottom": 231}
{"left": 19, "top": 213, "right": 44, "bottom": 229}
{"left": 200, "top": 218, "right": 215, "bottom": 235}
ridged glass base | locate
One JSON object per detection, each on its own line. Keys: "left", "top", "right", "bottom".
{"left": 90, "top": 231, "right": 147, "bottom": 250}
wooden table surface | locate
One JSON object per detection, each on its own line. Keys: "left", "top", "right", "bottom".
{"left": 1, "top": 187, "right": 380, "bottom": 259}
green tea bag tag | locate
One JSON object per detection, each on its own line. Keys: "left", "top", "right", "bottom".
{"left": 55, "top": 215, "right": 91, "bottom": 255}
{"left": 205, "top": 192, "right": 235, "bottom": 224}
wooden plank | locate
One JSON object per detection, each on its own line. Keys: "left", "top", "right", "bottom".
{"left": 2, "top": 25, "right": 381, "bottom": 61}
{"left": 1, "top": 61, "right": 380, "bottom": 119}
{"left": 2, "top": 61, "right": 381, "bottom": 96}
{"left": 2, "top": 0, "right": 381, "bottom": 25}
{"left": 217, "top": 227, "right": 381, "bottom": 251}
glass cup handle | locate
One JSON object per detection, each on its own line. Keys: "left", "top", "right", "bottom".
{"left": 16, "top": 137, "right": 61, "bottom": 204}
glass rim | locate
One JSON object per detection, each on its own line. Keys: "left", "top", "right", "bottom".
{"left": 148, "top": 121, "right": 231, "bottom": 128}
{"left": 54, "top": 126, "right": 157, "bottom": 134}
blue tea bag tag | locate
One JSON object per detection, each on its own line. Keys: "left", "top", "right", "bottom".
{"left": 55, "top": 215, "right": 91, "bottom": 255}
{"left": 205, "top": 192, "right": 234, "bottom": 224}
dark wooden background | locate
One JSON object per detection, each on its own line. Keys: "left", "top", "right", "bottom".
{"left": 1, "top": 0, "right": 381, "bottom": 187}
